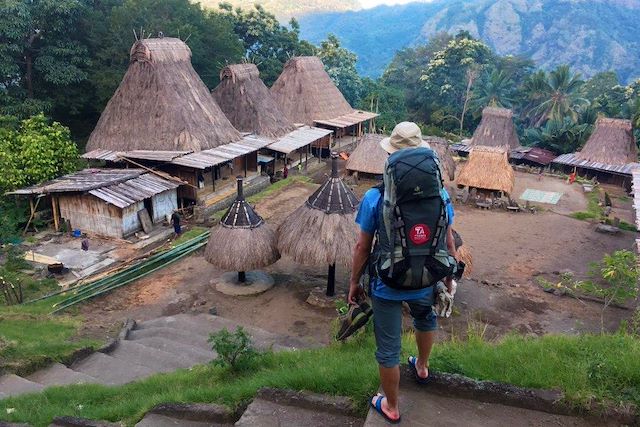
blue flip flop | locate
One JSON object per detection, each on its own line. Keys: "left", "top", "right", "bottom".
{"left": 370, "top": 394, "right": 401, "bottom": 424}
{"left": 408, "top": 356, "right": 431, "bottom": 384}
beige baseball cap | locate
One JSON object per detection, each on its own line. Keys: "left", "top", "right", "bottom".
{"left": 380, "top": 122, "right": 431, "bottom": 154}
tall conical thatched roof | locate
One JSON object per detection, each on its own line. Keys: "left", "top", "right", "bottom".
{"left": 270, "top": 56, "right": 354, "bottom": 126}
{"left": 277, "top": 155, "right": 359, "bottom": 267}
{"left": 471, "top": 107, "right": 520, "bottom": 150}
{"left": 212, "top": 63, "right": 296, "bottom": 138}
{"left": 87, "top": 37, "right": 242, "bottom": 152}
{"left": 576, "top": 118, "right": 637, "bottom": 166}
{"left": 205, "top": 177, "right": 279, "bottom": 271}
{"left": 457, "top": 146, "right": 515, "bottom": 194}
{"left": 346, "top": 134, "right": 387, "bottom": 176}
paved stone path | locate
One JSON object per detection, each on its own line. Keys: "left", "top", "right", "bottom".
{"left": 0, "top": 313, "right": 306, "bottom": 398}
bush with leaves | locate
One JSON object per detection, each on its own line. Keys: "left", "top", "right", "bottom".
{"left": 576, "top": 250, "right": 640, "bottom": 331}
{"left": 208, "top": 327, "right": 257, "bottom": 371}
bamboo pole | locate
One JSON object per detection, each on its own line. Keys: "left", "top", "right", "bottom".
{"left": 52, "top": 196, "right": 60, "bottom": 232}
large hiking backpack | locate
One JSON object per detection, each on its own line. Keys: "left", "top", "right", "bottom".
{"left": 372, "top": 147, "right": 456, "bottom": 290}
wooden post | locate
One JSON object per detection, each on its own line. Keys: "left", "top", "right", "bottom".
{"left": 326, "top": 264, "right": 336, "bottom": 297}
{"left": 211, "top": 168, "right": 215, "bottom": 190}
{"left": 244, "top": 155, "right": 247, "bottom": 178}
{"left": 51, "top": 195, "right": 60, "bottom": 232}
{"left": 238, "top": 271, "right": 246, "bottom": 283}
{"left": 305, "top": 145, "right": 309, "bottom": 170}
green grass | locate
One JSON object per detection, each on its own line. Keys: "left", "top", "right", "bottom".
{"left": 0, "top": 301, "right": 100, "bottom": 375}
{"left": 2, "top": 331, "right": 640, "bottom": 426}
{"left": 571, "top": 187, "right": 603, "bottom": 221}
{"left": 171, "top": 226, "right": 208, "bottom": 246}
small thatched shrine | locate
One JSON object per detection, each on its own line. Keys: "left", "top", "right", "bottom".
{"left": 213, "top": 63, "right": 296, "bottom": 138}
{"left": 205, "top": 176, "right": 279, "bottom": 285}
{"left": 457, "top": 146, "right": 515, "bottom": 196}
{"left": 553, "top": 118, "right": 638, "bottom": 189}
{"left": 87, "top": 37, "right": 241, "bottom": 152}
{"left": 470, "top": 107, "right": 520, "bottom": 151}
{"left": 270, "top": 56, "right": 377, "bottom": 139}
{"left": 277, "top": 154, "right": 359, "bottom": 296}
{"left": 346, "top": 134, "right": 456, "bottom": 182}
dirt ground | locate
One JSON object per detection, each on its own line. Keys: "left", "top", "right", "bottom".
{"left": 78, "top": 163, "right": 638, "bottom": 347}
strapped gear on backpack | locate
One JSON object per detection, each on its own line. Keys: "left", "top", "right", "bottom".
{"left": 372, "top": 147, "right": 456, "bottom": 290}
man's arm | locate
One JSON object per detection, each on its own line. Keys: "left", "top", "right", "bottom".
{"left": 348, "top": 230, "right": 374, "bottom": 304}
{"left": 446, "top": 227, "right": 457, "bottom": 260}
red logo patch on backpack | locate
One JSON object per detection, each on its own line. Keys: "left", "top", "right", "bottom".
{"left": 409, "top": 224, "right": 430, "bottom": 245}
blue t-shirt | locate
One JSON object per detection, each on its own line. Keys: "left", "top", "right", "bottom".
{"left": 356, "top": 187, "right": 454, "bottom": 301}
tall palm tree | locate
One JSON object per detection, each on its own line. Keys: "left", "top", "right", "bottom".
{"left": 534, "top": 65, "right": 589, "bottom": 124}
{"left": 521, "top": 70, "right": 550, "bottom": 127}
{"left": 471, "top": 69, "right": 515, "bottom": 113}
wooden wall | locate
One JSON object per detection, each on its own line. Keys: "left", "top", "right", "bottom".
{"left": 58, "top": 194, "right": 126, "bottom": 238}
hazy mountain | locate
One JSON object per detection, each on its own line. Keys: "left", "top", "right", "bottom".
{"left": 197, "top": 0, "right": 360, "bottom": 19}
{"left": 299, "top": 0, "right": 640, "bottom": 82}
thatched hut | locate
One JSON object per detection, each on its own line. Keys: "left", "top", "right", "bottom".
{"left": 213, "top": 63, "right": 296, "bottom": 138}
{"left": 270, "top": 56, "right": 377, "bottom": 140}
{"left": 553, "top": 118, "right": 638, "bottom": 189}
{"left": 212, "top": 63, "right": 333, "bottom": 171}
{"left": 204, "top": 176, "right": 279, "bottom": 282}
{"left": 345, "top": 134, "right": 456, "bottom": 182}
{"left": 457, "top": 146, "right": 515, "bottom": 196}
{"left": 87, "top": 37, "right": 241, "bottom": 152}
{"left": 277, "top": 154, "right": 359, "bottom": 296}
{"left": 471, "top": 107, "right": 520, "bottom": 151}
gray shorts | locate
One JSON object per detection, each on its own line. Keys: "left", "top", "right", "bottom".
{"left": 372, "top": 294, "right": 437, "bottom": 368}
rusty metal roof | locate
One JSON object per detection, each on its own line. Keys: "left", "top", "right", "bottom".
{"left": 88, "top": 173, "right": 179, "bottom": 208}
{"left": 511, "top": 147, "right": 557, "bottom": 165}
{"left": 552, "top": 153, "right": 640, "bottom": 176}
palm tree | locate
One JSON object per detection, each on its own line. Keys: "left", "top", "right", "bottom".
{"left": 521, "top": 70, "right": 550, "bottom": 127}
{"left": 534, "top": 65, "right": 589, "bottom": 124}
{"left": 471, "top": 69, "right": 515, "bottom": 113}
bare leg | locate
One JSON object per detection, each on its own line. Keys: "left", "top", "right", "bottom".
{"left": 415, "top": 330, "right": 435, "bottom": 378}
{"left": 376, "top": 365, "right": 401, "bottom": 419}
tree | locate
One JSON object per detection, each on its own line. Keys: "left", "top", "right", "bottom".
{"left": 317, "top": 34, "right": 362, "bottom": 106}
{"left": 220, "top": 3, "right": 314, "bottom": 86}
{"left": 420, "top": 32, "right": 493, "bottom": 134}
{"left": 358, "top": 78, "right": 406, "bottom": 132}
{"left": 0, "top": 0, "right": 91, "bottom": 118}
{"left": 523, "top": 117, "right": 592, "bottom": 154}
{"left": 0, "top": 114, "right": 79, "bottom": 192}
{"left": 533, "top": 65, "right": 588, "bottom": 124}
{"left": 471, "top": 69, "right": 516, "bottom": 113}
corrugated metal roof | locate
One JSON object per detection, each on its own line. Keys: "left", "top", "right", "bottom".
{"left": 451, "top": 143, "right": 473, "bottom": 154}
{"left": 7, "top": 169, "right": 145, "bottom": 195}
{"left": 88, "top": 173, "right": 180, "bottom": 208}
{"left": 511, "top": 147, "right": 557, "bottom": 165}
{"left": 267, "top": 126, "right": 333, "bottom": 154}
{"left": 552, "top": 153, "right": 640, "bottom": 176}
{"left": 313, "top": 110, "right": 378, "bottom": 129}
{"left": 171, "top": 135, "right": 273, "bottom": 170}
{"left": 120, "top": 150, "right": 190, "bottom": 162}
{"left": 82, "top": 150, "right": 121, "bottom": 162}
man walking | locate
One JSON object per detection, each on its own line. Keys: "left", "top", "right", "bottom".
{"left": 348, "top": 122, "right": 457, "bottom": 424}
{"left": 171, "top": 210, "right": 182, "bottom": 236}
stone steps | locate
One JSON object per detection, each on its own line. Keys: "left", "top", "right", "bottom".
{"left": 26, "top": 363, "right": 97, "bottom": 387}
{"left": 0, "top": 374, "right": 44, "bottom": 398}
{"left": 1, "top": 313, "right": 305, "bottom": 401}
{"left": 135, "top": 413, "right": 231, "bottom": 427}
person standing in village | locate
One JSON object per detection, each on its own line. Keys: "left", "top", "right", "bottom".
{"left": 283, "top": 162, "right": 289, "bottom": 179}
{"left": 171, "top": 210, "right": 182, "bottom": 236}
{"left": 348, "top": 122, "right": 457, "bottom": 424}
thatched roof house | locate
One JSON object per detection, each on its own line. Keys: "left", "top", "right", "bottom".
{"left": 270, "top": 57, "right": 354, "bottom": 126}
{"left": 212, "top": 63, "right": 296, "bottom": 138}
{"left": 576, "top": 118, "right": 637, "bottom": 165}
{"left": 345, "top": 134, "right": 387, "bottom": 176}
{"left": 457, "top": 146, "right": 515, "bottom": 194}
{"left": 87, "top": 37, "right": 241, "bottom": 152}
{"left": 471, "top": 107, "right": 520, "bottom": 150}
{"left": 346, "top": 134, "right": 457, "bottom": 181}
{"left": 553, "top": 118, "right": 638, "bottom": 189}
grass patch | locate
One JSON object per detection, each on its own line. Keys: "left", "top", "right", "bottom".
{"left": 0, "top": 302, "right": 100, "bottom": 375}
{"left": 571, "top": 187, "right": 603, "bottom": 221}
{"left": 2, "top": 332, "right": 640, "bottom": 426}
{"left": 171, "top": 226, "right": 208, "bottom": 246}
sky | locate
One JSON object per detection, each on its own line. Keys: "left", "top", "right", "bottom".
{"left": 359, "top": 0, "right": 432, "bottom": 8}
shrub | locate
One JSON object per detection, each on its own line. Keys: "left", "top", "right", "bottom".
{"left": 208, "top": 327, "right": 257, "bottom": 371}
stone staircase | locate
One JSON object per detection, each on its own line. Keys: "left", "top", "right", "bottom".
{"left": 0, "top": 314, "right": 307, "bottom": 398}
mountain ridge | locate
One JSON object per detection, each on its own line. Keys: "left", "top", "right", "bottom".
{"left": 298, "top": 0, "right": 640, "bottom": 82}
